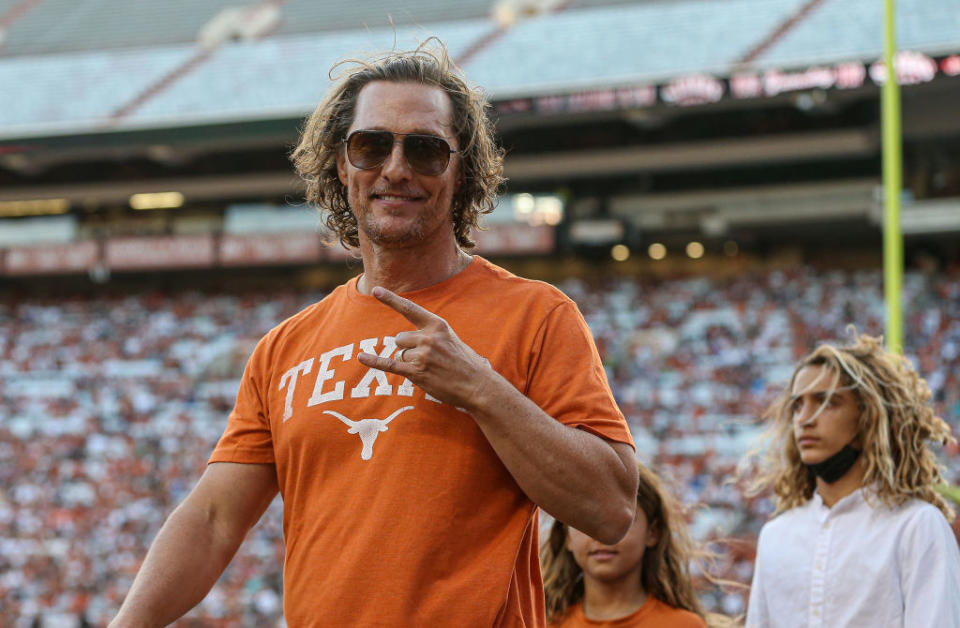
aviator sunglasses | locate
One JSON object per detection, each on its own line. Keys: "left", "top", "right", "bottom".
{"left": 343, "top": 129, "right": 458, "bottom": 176}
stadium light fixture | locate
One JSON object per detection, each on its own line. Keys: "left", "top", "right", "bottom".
{"left": 611, "top": 244, "right": 630, "bottom": 262}
{"left": 648, "top": 243, "right": 666, "bottom": 260}
{"left": 686, "top": 241, "right": 705, "bottom": 259}
{"left": 129, "top": 192, "right": 185, "bottom": 210}
{"left": 536, "top": 196, "right": 563, "bottom": 226}
{"left": 511, "top": 193, "right": 563, "bottom": 226}
{"left": 513, "top": 193, "right": 535, "bottom": 217}
{"left": 0, "top": 198, "right": 70, "bottom": 217}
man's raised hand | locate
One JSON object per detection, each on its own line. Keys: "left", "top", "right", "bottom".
{"left": 356, "top": 287, "right": 494, "bottom": 410}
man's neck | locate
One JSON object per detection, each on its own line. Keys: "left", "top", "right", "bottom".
{"left": 816, "top": 459, "right": 866, "bottom": 508}
{"left": 581, "top": 572, "right": 647, "bottom": 621}
{"left": 356, "top": 237, "right": 471, "bottom": 295}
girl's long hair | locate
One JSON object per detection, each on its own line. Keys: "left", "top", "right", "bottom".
{"left": 744, "top": 330, "right": 955, "bottom": 518}
{"left": 541, "top": 463, "right": 739, "bottom": 627}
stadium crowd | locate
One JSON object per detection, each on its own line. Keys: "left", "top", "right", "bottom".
{"left": 2, "top": 265, "right": 958, "bottom": 627}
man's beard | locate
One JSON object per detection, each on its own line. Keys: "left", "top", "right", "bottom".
{"left": 353, "top": 186, "right": 451, "bottom": 246}
{"left": 357, "top": 208, "right": 427, "bottom": 245}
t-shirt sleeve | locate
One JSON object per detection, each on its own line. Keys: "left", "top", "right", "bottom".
{"left": 524, "top": 299, "right": 634, "bottom": 448}
{"left": 899, "top": 504, "right": 960, "bottom": 627}
{"left": 208, "top": 334, "right": 276, "bottom": 465}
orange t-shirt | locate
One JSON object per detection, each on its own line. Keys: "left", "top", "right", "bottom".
{"left": 210, "top": 256, "right": 634, "bottom": 626}
{"left": 550, "top": 597, "right": 707, "bottom": 628}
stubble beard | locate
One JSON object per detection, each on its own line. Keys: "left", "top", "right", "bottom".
{"left": 354, "top": 190, "right": 455, "bottom": 248}
{"left": 358, "top": 208, "right": 427, "bottom": 246}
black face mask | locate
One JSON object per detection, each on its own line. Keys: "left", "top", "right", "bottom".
{"left": 806, "top": 444, "right": 861, "bottom": 483}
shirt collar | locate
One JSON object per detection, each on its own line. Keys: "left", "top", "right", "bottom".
{"left": 811, "top": 484, "right": 874, "bottom": 521}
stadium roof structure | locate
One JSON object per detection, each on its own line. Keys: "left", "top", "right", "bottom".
{"left": 0, "top": 0, "right": 958, "bottom": 137}
{"left": 1, "top": 0, "right": 960, "bottom": 281}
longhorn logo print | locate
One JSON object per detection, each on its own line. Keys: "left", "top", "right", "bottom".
{"left": 322, "top": 406, "right": 414, "bottom": 461}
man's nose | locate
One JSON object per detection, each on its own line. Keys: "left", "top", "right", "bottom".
{"left": 795, "top": 402, "right": 817, "bottom": 427}
{"left": 380, "top": 140, "right": 413, "bottom": 179}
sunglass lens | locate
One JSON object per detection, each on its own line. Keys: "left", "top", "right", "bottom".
{"left": 405, "top": 135, "right": 450, "bottom": 176}
{"left": 348, "top": 131, "right": 393, "bottom": 169}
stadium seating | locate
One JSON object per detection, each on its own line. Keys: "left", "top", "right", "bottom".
{"left": 0, "top": 0, "right": 238, "bottom": 57}
{"left": 129, "top": 20, "right": 493, "bottom": 123}
{"left": 2, "top": 0, "right": 959, "bottom": 133}
{"left": 758, "top": 0, "right": 960, "bottom": 69}
{"left": 465, "top": 0, "right": 809, "bottom": 91}
{"left": 2, "top": 267, "right": 958, "bottom": 624}
{"left": 0, "top": 46, "right": 194, "bottom": 130}
{"left": 277, "top": 0, "right": 495, "bottom": 37}
{"left": 0, "top": 0, "right": 495, "bottom": 58}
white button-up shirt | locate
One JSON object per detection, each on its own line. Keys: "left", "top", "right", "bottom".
{"left": 746, "top": 486, "right": 960, "bottom": 628}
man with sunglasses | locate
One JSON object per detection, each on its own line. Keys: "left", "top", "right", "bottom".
{"left": 111, "top": 41, "right": 637, "bottom": 627}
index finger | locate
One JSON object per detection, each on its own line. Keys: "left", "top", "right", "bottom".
{"left": 372, "top": 286, "right": 442, "bottom": 328}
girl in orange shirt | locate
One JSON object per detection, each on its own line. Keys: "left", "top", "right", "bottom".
{"left": 542, "top": 464, "right": 737, "bottom": 627}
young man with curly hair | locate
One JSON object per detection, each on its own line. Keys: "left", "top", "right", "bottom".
{"left": 745, "top": 333, "right": 960, "bottom": 627}
{"left": 111, "top": 40, "right": 637, "bottom": 627}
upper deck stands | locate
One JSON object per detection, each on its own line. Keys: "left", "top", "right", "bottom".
{"left": 1, "top": 0, "right": 958, "bottom": 136}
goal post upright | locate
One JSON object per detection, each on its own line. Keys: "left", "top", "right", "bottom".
{"left": 882, "top": 0, "right": 904, "bottom": 354}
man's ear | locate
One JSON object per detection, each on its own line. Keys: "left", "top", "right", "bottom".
{"left": 337, "top": 147, "right": 348, "bottom": 186}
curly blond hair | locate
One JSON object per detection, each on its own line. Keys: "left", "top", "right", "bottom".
{"left": 290, "top": 38, "right": 505, "bottom": 249}
{"left": 746, "top": 331, "right": 955, "bottom": 519}
{"left": 541, "top": 463, "right": 740, "bottom": 627}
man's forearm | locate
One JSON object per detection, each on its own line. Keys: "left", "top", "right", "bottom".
{"left": 465, "top": 371, "right": 637, "bottom": 544}
{"left": 110, "top": 461, "right": 279, "bottom": 627}
{"left": 355, "top": 288, "right": 636, "bottom": 541}
{"left": 110, "top": 500, "right": 244, "bottom": 627}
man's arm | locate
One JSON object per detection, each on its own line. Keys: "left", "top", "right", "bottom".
{"left": 110, "top": 462, "right": 279, "bottom": 628}
{"left": 358, "top": 287, "right": 637, "bottom": 544}
{"left": 462, "top": 371, "right": 637, "bottom": 543}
